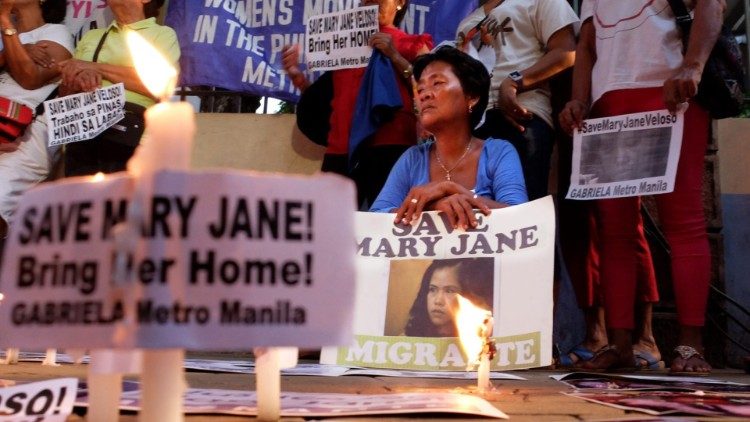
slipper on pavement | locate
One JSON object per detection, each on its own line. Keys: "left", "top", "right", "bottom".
{"left": 634, "top": 350, "right": 665, "bottom": 371}
{"left": 557, "top": 344, "right": 597, "bottom": 368}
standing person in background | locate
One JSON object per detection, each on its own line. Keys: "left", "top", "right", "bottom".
{"left": 456, "top": 0, "right": 577, "bottom": 200}
{"left": 0, "top": 0, "right": 72, "bottom": 239}
{"left": 559, "top": 0, "right": 723, "bottom": 374}
{"left": 282, "top": 0, "right": 432, "bottom": 209}
{"left": 60, "top": 0, "right": 179, "bottom": 177}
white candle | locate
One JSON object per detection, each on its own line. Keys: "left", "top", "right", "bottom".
{"left": 42, "top": 348, "right": 58, "bottom": 366}
{"left": 87, "top": 373, "right": 122, "bottom": 422}
{"left": 125, "top": 30, "right": 194, "bottom": 422}
{"left": 477, "top": 353, "right": 491, "bottom": 392}
{"left": 2, "top": 348, "right": 19, "bottom": 365}
{"left": 87, "top": 349, "right": 142, "bottom": 422}
{"left": 477, "top": 316, "right": 494, "bottom": 393}
{"left": 141, "top": 349, "right": 186, "bottom": 422}
{"left": 136, "top": 100, "right": 193, "bottom": 422}
{"left": 254, "top": 347, "right": 298, "bottom": 421}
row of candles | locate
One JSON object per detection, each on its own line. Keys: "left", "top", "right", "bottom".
{"left": 1, "top": 31, "right": 498, "bottom": 421}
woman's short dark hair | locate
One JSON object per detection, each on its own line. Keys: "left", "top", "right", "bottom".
{"left": 413, "top": 45, "right": 490, "bottom": 128}
{"left": 394, "top": 0, "right": 410, "bottom": 27}
{"left": 144, "top": 0, "right": 166, "bottom": 19}
{"left": 41, "top": 0, "right": 67, "bottom": 24}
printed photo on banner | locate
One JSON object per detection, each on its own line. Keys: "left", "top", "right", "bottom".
{"left": 44, "top": 83, "right": 126, "bottom": 147}
{"left": 566, "top": 110, "right": 684, "bottom": 200}
{"left": 305, "top": 5, "right": 378, "bottom": 71}
{"left": 384, "top": 258, "right": 494, "bottom": 338}
{"left": 0, "top": 171, "right": 357, "bottom": 350}
{"left": 321, "top": 197, "right": 556, "bottom": 372}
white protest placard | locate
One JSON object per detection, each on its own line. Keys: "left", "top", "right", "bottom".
{"left": 566, "top": 110, "right": 684, "bottom": 200}
{"left": 77, "top": 387, "right": 507, "bottom": 418}
{"left": 0, "top": 378, "right": 78, "bottom": 422}
{"left": 305, "top": 5, "right": 378, "bottom": 71}
{"left": 321, "top": 197, "right": 555, "bottom": 371}
{"left": 44, "top": 83, "right": 126, "bottom": 147}
{"left": 0, "top": 170, "right": 356, "bottom": 350}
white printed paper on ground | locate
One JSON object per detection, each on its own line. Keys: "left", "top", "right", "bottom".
{"left": 0, "top": 378, "right": 78, "bottom": 422}
{"left": 182, "top": 358, "right": 525, "bottom": 379}
{"left": 321, "top": 197, "right": 556, "bottom": 371}
{"left": 305, "top": 5, "right": 378, "bottom": 71}
{"left": 75, "top": 388, "right": 508, "bottom": 418}
{"left": 0, "top": 170, "right": 356, "bottom": 350}
{"left": 44, "top": 84, "right": 126, "bottom": 147}
{"left": 566, "top": 110, "right": 684, "bottom": 200}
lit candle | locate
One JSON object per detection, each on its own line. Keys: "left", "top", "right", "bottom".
{"left": 125, "top": 30, "right": 195, "bottom": 422}
{"left": 455, "top": 294, "right": 495, "bottom": 393}
{"left": 254, "top": 347, "right": 298, "bottom": 420}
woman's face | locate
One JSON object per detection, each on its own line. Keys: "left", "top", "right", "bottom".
{"left": 416, "top": 61, "right": 474, "bottom": 132}
{"left": 360, "top": 0, "right": 404, "bottom": 26}
{"left": 426, "top": 266, "right": 462, "bottom": 329}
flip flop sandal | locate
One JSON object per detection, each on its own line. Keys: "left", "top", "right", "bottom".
{"left": 669, "top": 345, "right": 711, "bottom": 376}
{"left": 580, "top": 345, "right": 638, "bottom": 373}
{"left": 557, "top": 344, "right": 597, "bottom": 368}
{"left": 634, "top": 350, "right": 665, "bottom": 371}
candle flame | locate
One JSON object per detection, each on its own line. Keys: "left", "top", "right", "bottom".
{"left": 0, "top": 292, "right": 4, "bottom": 302}
{"left": 454, "top": 294, "right": 492, "bottom": 369}
{"left": 90, "top": 172, "right": 106, "bottom": 183}
{"left": 126, "top": 31, "right": 177, "bottom": 100}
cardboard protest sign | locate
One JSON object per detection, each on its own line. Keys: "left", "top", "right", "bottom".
{"left": 0, "top": 170, "right": 356, "bottom": 350}
{"left": 566, "top": 110, "right": 684, "bottom": 200}
{"left": 0, "top": 378, "right": 77, "bottom": 422}
{"left": 305, "top": 6, "right": 378, "bottom": 71}
{"left": 321, "top": 197, "right": 555, "bottom": 371}
{"left": 44, "top": 84, "right": 126, "bottom": 147}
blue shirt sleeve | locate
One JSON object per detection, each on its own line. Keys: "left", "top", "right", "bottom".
{"left": 478, "top": 139, "right": 528, "bottom": 205}
{"left": 370, "top": 146, "right": 421, "bottom": 212}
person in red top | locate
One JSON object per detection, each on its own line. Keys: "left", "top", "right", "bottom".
{"left": 283, "top": 0, "right": 433, "bottom": 208}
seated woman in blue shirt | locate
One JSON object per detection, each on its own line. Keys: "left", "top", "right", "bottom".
{"left": 371, "top": 46, "right": 527, "bottom": 229}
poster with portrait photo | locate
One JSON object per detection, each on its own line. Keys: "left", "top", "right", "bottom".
{"left": 384, "top": 258, "right": 495, "bottom": 338}
{"left": 321, "top": 197, "right": 555, "bottom": 372}
{"left": 566, "top": 110, "right": 684, "bottom": 200}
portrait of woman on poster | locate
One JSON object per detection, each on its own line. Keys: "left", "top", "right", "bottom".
{"left": 403, "top": 258, "right": 494, "bottom": 337}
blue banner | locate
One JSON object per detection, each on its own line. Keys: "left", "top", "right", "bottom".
{"left": 165, "top": 1, "right": 478, "bottom": 102}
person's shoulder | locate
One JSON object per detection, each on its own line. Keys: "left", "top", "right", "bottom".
{"left": 482, "top": 137, "right": 515, "bottom": 153}
{"left": 38, "top": 24, "right": 75, "bottom": 51}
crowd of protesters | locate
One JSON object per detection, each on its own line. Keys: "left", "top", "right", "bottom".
{"left": 0, "top": 0, "right": 727, "bottom": 375}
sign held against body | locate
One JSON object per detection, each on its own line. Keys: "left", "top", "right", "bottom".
{"left": 321, "top": 197, "right": 556, "bottom": 372}
{"left": 44, "top": 84, "right": 126, "bottom": 147}
{"left": 0, "top": 171, "right": 357, "bottom": 350}
{"left": 567, "top": 110, "right": 684, "bottom": 200}
{"left": 305, "top": 5, "right": 378, "bottom": 71}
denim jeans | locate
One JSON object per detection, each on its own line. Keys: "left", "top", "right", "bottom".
{"left": 474, "top": 109, "right": 553, "bottom": 201}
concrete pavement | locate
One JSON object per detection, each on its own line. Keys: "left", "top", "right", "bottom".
{"left": 0, "top": 356, "right": 748, "bottom": 421}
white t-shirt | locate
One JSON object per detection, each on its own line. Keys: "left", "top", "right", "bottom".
{"left": 456, "top": 0, "right": 579, "bottom": 127}
{"left": 0, "top": 24, "right": 75, "bottom": 110}
{"left": 582, "top": 0, "right": 687, "bottom": 105}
